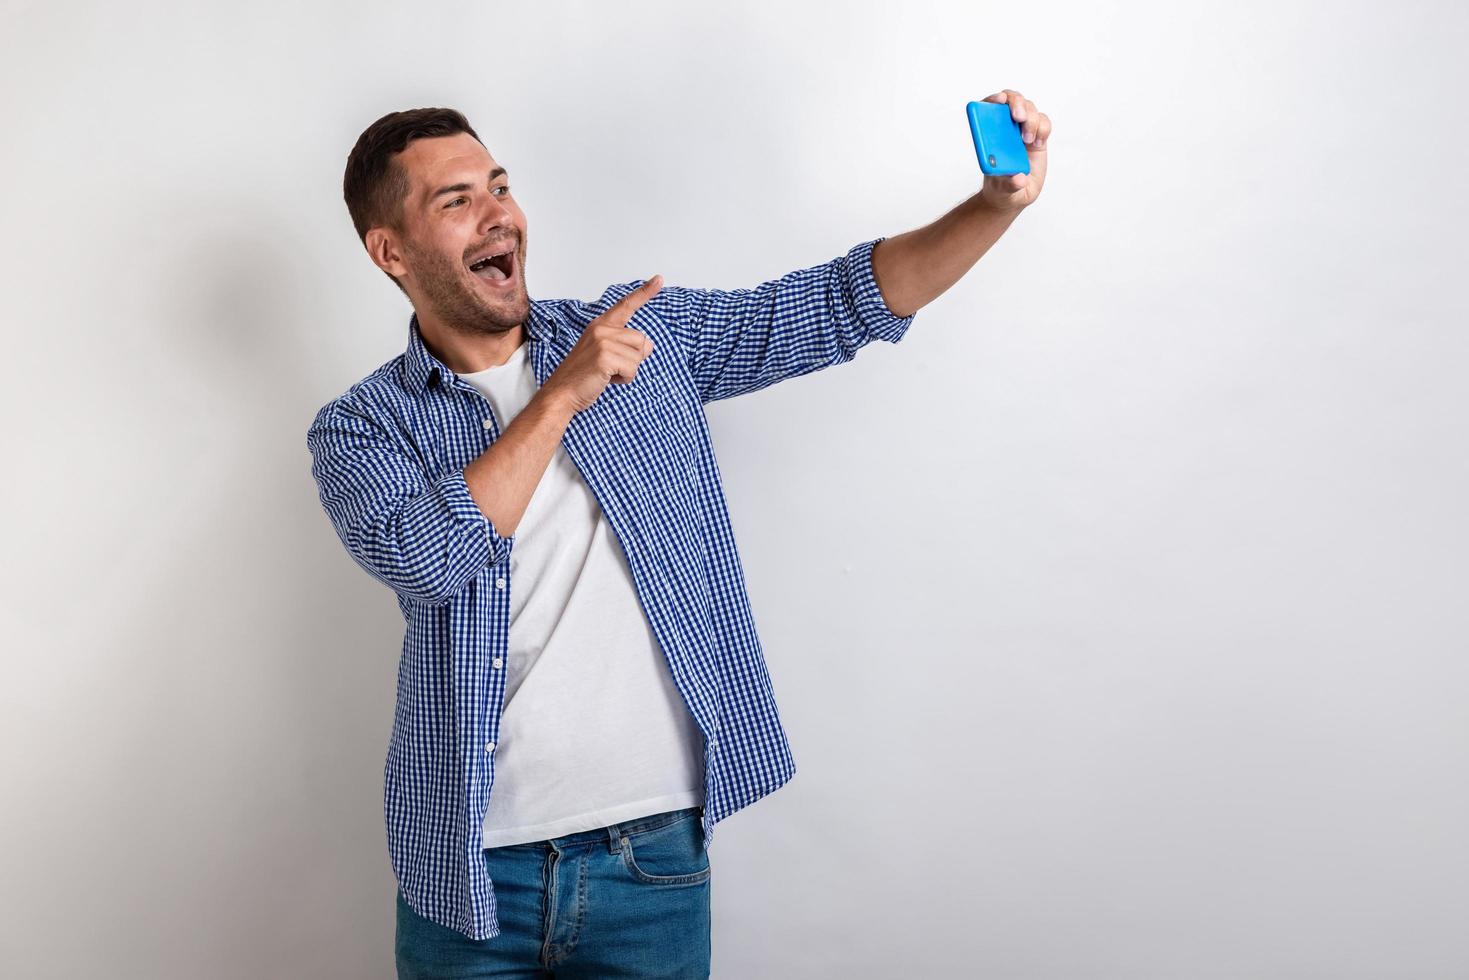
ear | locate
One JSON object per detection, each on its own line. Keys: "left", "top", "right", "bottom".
{"left": 365, "top": 227, "right": 409, "bottom": 279}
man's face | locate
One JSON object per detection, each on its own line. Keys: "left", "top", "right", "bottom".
{"left": 379, "top": 132, "right": 529, "bottom": 337}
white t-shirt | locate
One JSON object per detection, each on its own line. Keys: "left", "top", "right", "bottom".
{"left": 459, "top": 339, "right": 705, "bottom": 848}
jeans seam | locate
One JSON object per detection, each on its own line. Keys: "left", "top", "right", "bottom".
{"left": 568, "top": 851, "right": 589, "bottom": 952}
{"left": 539, "top": 846, "right": 559, "bottom": 968}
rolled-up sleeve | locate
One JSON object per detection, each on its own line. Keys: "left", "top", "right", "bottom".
{"left": 306, "top": 398, "right": 511, "bottom": 606}
{"left": 637, "top": 236, "right": 917, "bottom": 404}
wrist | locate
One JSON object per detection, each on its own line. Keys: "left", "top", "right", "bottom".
{"left": 968, "top": 190, "right": 1024, "bottom": 217}
{"left": 535, "top": 383, "right": 580, "bottom": 425}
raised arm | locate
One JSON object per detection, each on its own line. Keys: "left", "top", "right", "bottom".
{"left": 869, "top": 195, "right": 1022, "bottom": 319}
{"left": 621, "top": 237, "right": 917, "bottom": 405}
{"left": 872, "top": 88, "right": 1052, "bottom": 315}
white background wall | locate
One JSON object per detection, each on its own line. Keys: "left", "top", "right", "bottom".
{"left": 3, "top": 1, "right": 1466, "bottom": 977}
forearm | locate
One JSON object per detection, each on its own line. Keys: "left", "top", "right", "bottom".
{"left": 464, "top": 386, "right": 578, "bottom": 537}
{"left": 870, "top": 194, "right": 1022, "bottom": 318}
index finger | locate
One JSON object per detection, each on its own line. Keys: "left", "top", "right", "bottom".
{"left": 601, "top": 274, "right": 664, "bottom": 326}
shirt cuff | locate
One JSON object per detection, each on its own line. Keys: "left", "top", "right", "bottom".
{"left": 436, "top": 466, "right": 512, "bottom": 567}
{"left": 846, "top": 237, "right": 917, "bottom": 344}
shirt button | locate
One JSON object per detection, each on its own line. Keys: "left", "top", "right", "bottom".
{"left": 485, "top": 741, "right": 496, "bottom": 753}
{"left": 483, "top": 418, "right": 495, "bottom": 430}
{"left": 495, "top": 577, "right": 506, "bottom": 589}
{"left": 492, "top": 657, "right": 504, "bottom": 669}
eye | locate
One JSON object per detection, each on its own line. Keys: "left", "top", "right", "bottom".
{"left": 444, "top": 186, "right": 509, "bottom": 209}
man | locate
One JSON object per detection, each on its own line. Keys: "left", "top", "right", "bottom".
{"left": 307, "top": 92, "right": 1050, "bottom": 978}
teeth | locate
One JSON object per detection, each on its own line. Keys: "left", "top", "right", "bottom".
{"left": 471, "top": 251, "right": 512, "bottom": 281}
{"left": 469, "top": 247, "right": 513, "bottom": 272}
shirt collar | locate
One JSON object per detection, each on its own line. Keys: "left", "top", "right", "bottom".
{"left": 404, "top": 302, "right": 559, "bottom": 394}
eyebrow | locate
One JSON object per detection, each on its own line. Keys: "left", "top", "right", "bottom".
{"left": 427, "top": 167, "right": 508, "bottom": 204}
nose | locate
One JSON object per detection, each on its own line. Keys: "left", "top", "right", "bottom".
{"left": 477, "top": 193, "right": 515, "bottom": 239}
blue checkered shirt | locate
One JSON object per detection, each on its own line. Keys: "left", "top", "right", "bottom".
{"left": 306, "top": 236, "right": 916, "bottom": 939}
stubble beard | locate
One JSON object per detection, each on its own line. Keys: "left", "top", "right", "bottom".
{"left": 405, "top": 237, "right": 529, "bottom": 339}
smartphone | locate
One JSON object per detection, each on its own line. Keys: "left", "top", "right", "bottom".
{"left": 966, "top": 100, "right": 1030, "bottom": 176}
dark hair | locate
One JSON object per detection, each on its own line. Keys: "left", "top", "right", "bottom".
{"left": 343, "top": 107, "right": 483, "bottom": 295}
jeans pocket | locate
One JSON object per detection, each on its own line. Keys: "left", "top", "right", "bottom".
{"left": 619, "top": 813, "right": 711, "bottom": 885}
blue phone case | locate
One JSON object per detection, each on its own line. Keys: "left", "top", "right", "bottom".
{"left": 966, "top": 100, "right": 1030, "bottom": 176}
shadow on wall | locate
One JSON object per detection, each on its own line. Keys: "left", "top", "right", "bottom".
{"left": 89, "top": 192, "right": 406, "bottom": 977}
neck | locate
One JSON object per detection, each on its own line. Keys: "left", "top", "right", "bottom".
{"left": 417, "top": 315, "right": 525, "bottom": 373}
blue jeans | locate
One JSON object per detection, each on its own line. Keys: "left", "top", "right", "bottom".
{"left": 395, "top": 806, "right": 711, "bottom": 978}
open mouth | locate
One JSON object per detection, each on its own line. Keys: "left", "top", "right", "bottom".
{"left": 468, "top": 248, "right": 516, "bottom": 286}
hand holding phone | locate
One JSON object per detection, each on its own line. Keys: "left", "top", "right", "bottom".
{"left": 966, "top": 100, "right": 1031, "bottom": 176}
